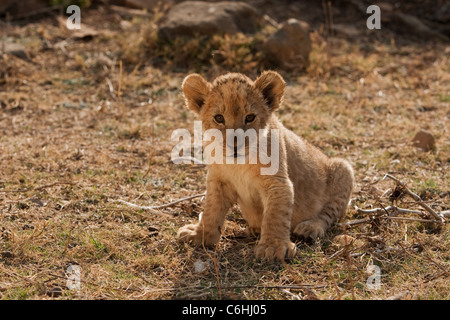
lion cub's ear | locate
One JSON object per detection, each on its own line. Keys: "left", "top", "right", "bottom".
{"left": 182, "top": 74, "right": 211, "bottom": 114}
{"left": 254, "top": 71, "right": 285, "bottom": 111}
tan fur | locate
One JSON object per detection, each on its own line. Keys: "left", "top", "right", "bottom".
{"left": 177, "top": 71, "right": 354, "bottom": 261}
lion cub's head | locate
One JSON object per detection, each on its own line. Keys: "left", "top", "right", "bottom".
{"left": 182, "top": 71, "right": 285, "bottom": 161}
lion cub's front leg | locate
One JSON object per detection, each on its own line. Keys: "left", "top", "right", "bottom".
{"left": 255, "top": 177, "right": 297, "bottom": 261}
{"left": 177, "top": 178, "right": 233, "bottom": 246}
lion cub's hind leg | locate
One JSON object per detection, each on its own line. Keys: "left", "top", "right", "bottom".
{"left": 293, "top": 158, "right": 354, "bottom": 240}
{"left": 238, "top": 202, "right": 263, "bottom": 238}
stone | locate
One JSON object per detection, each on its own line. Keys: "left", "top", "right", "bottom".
{"left": 1, "top": 251, "right": 14, "bottom": 259}
{"left": 1, "top": 42, "right": 29, "bottom": 61}
{"left": 262, "top": 18, "right": 311, "bottom": 70}
{"left": 193, "top": 259, "right": 207, "bottom": 273}
{"left": 157, "top": 1, "right": 261, "bottom": 41}
{"left": 0, "top": 0, "right": 48, "bottom": 18}
{"left": 412, "top": 130, "right": 436, "bottom": 151}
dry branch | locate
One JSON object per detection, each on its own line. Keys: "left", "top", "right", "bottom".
{"left": 342, "top": 205, "right": 446, "bottom": 227}
{"left": 1, "top": 181, "right": 75, "bottom": 193}
{"left": 383, "top": 174, "right": 445, "bottom": 224}
{"left": 341, "top": 174, "right": 447, "bottom": 227}
{"left": 385, "top": 216, "right": 443, "bottom": 224}
{"left": 113, "top": 192, "right": 206, "bottom": 212}
{"left": 109, "top": 5, "right": 153, "bottom": 18}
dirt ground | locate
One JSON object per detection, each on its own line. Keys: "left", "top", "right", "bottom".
{"left": 0, "top": 1, "right": 449, "bottom": 300}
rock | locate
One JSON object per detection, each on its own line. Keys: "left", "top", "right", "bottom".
{"left": 148, "top": 225, "right": 159, "bottom": 238}
{"left": 193, "top": 259, "right": 207, "bottom": 273}
{"left": 1, "top": 42, "right": 29, "bottom": 61}
{"left": 158, "top": 1, "right": 261, "bottom": 41}
{"left": 1, "top": 251, "right": 14, "bottom": 259}
{"left": 0, "top": 0, "right": 48, "bottom": 18}
{"left": 262, "top": 18, "right": 311, "bottom": 70}
{"left": 46, "top": 286, "right": 63, "bottom": 297}
{"left": 412, "top": 130, "right": 436, "bottom": 151}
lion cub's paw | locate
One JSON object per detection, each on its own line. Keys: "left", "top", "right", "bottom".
{"left": 177, "top": 223, "right": 220, "bottom": 246}
{"left": 246, "top": 226, "right": 261, "bottom": 237}
{"left": 255, "top": 239, "right": 297, "bottom": 261}
{"left": 293, "top": 220, "right": 326, "bottom": 240}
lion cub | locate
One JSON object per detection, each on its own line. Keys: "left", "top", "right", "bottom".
{"left": 177, "top": 71, "right": 354, "bottom": 261}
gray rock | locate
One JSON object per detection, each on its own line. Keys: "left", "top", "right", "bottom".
{"left": 158, "top": 1, "right": 261, "bottom": 41}
{"left": 412, "top": 130, "right": 436, "bottom": 152}
{"left": 1, "top": 42, "right": 29, "bottom": 61}
{"left": 262, "top": 18, "right": 311, "bottom": 70}
{"left": 0, "top": 0, "right": 48, "bottom": 18}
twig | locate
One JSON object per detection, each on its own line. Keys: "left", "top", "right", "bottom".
{"left": 105, "top": 77, "right": 115, "bottom": 96}
{"left": 338, "top": 217, "right": 372, "bottom": 227}
{"left": 327, "top": 247, "right": 345, "bottom": 261}
{"left": 385, "top": 216, "right": 442, "bottom": 224}
{"left": 281, "top": 289, "right": 302, "bottom": 300}
{"left": 113, "top": 193, "right": 206, "bottom": 212}
{"left": 341, "top": 203, "right": 446, "bottom": 227}
{"left": 117, "top": 60, "right": 123, "bottom": 102}
{"left": 109, "top": 5, "right": 153, "bottom": 18}
{"left": 356, "top": 207, "right": 387, "bottom": 215}
{"left": 113, "top": 200, "right": 162, "bottom": 214}
{"left": 1, "top": 182, "right": 74, "bottom": 193}
{"left": 145, "top": 193, "right": 206, "bottom": 210}
{"left": 383, "top": 174, "right": 445, "bottom": 224}
{"left": 262, "top": 14, "right": 279, "bottom": 28}
{"left": 357, "top": 206, "right": 424, "bottom": 216}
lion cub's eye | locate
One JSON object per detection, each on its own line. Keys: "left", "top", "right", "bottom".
{"left": 245, "top": 114, "right": 256, "bottom": 123}
{"left": 214, "top": 114, "right": 225, "bottom": 124}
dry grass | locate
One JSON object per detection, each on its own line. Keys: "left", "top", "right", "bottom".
{"left": 0, "top": 6, "right": 449, "bottom": 300}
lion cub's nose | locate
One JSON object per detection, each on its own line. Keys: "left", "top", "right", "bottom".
{"left": 233, "top": 146, "right": 239, "bottom": 158}
{"left": 227, "top": 141, "right": 242, "bottom": 157}
{"left": 226, "top": 142, "right": 239, "bottom": 156}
